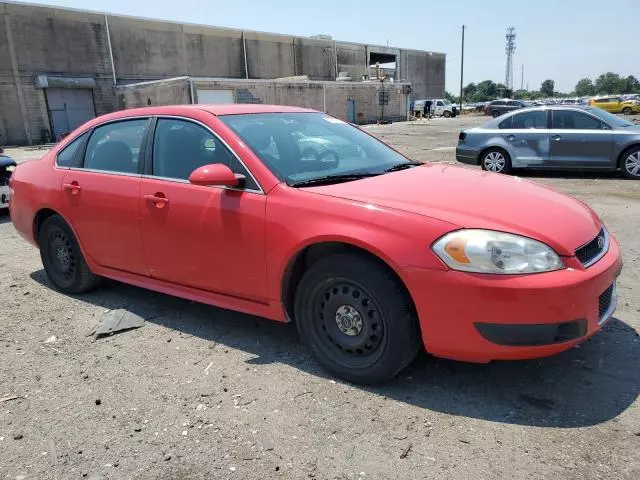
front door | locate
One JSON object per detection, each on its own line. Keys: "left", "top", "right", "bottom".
{"left": 500, "top": 109, "right": 550, "bottom": 167}
{"left": 549, "top": 109, "right": 613, "bottom": 167}
{"left": 61, "top": 118, "right": 150, "bottom": 275}
{"left": 434, "top": 100, "right": 444, "bottom": 116}
{"left": 139, "top": 117, "right": 267, "bottom": 301}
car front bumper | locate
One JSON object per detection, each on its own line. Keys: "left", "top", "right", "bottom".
{"left": 455, "top": 145, "right": 478, "bottom": 165}
{"left": 402, "top": 235, "right": 622, "bottom": 362}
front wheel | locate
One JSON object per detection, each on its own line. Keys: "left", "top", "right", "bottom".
{"left": 480, "top": 148, "right": 512, "bottom": 174}
{"left": 492, "top": 110, "right": 501, "bottom": 118}
{"left": 39, "top": 215, "right": 101, "bottom": 293}
{"left": 294, "top": 254, "right": 421, "bottom": 384}
{"left": 622, "top": 107, "right": 632, "bottom": 115}
{"left": 443, "top": 110, "right": 451, "bottom": 118}
{"left": 622, "top": 147, "right": 640, "bottom": 179}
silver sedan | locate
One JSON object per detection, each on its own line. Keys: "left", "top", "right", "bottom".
{"left": 456, "top": 106, "right": 640, "bottom": 179}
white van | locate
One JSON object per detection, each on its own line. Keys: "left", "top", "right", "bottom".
{"left": 412, "top": 99, "right": 457, "bottom": 117}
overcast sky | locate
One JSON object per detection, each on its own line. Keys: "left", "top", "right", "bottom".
{"left": 23, "top": 0, "right": 640, "bottom": 94}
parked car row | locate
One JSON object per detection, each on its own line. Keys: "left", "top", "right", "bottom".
{"left": 0, "top": 150, "right": 16, "bottom": 209}
{"left": 457, "top": 105, "right": 640, "bottom": 178}
{"left": 484, "top": 96, "right": 640, "bottom": 118}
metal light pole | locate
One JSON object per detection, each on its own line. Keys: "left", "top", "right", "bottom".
{"left": 459, "top": 25, "right": 465, "bottom": 113}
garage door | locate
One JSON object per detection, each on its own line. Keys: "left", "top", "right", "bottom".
{"left": 47, "top": 88, "right": 96, "bottom": 141}
{"left": 197, "top": 89, "right": 234, "bottom": 104}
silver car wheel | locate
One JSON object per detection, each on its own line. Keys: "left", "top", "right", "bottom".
{"left": 484, "top": 151, "right": 506, "bottom": 172}
{"left": 625, "top": 152, "right": 640, "bottom": 177}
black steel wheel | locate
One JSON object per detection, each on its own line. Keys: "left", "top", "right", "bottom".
{"left": 295, "top": 253, "right": 420, "bottom": 384}
{"left": 39, "top": 215, "right": 100, "bottom": 293}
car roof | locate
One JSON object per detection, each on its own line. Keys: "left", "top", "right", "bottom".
{"left": 117, "top": 104, "right": 317, "bottom": 117}
{"left": 0, "top": 155, "right": 17, "bottom": 168}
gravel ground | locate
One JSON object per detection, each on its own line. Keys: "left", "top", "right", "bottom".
{"left": 1, "top": 114, "right": 639, "bottom": 480}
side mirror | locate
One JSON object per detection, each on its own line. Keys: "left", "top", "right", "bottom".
{"left": 188, "top": 164, "right": 242, "bottom": 188}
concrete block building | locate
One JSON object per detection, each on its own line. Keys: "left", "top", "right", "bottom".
{"left": 0, "top": 2, "right": 446, "bottom": 145}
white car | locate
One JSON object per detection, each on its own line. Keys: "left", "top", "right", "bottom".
{"left": 0, "top": 154, "right": 16, "bottom": 209}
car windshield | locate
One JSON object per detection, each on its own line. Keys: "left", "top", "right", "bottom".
{"left": 219, "top": 112, "right": 411, "bottom": 185}
{"left": 586, "top": 107, "right": 634, "bottom": 127}
{"left": 443, "top": 99, "right": 452, "bottom": 106}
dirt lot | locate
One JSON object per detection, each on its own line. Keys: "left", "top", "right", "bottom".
{"left": 1, "top": 115, "right": 639, "bottom": 480}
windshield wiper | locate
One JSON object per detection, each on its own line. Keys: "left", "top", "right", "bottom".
{"left": 287, "top": 173, "right": 380, "bottom": 187}
{"left": 383, "top": 162, "right": 422, "bottom": 173}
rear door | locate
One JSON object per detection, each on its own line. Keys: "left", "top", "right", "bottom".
{"left": 499, "top": 109, "right": 550, "bottom": 166}
{"left": 61, "top": 118, "right": 149, "bottom": 275}
{"left": 139, "top": 117, "right": 268, "bottom": 301}
{"left": 549, "top": 109, "right": 613, "bottom": 167}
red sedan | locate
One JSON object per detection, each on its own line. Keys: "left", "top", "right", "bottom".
{"left": 9, "top": 105, "right": 622, "bottom": 384}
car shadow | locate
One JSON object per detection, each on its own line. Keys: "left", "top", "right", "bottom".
{"left": 0, "top": 209, "right": 11, "bottom": 224}
{"left": 30, "top": 269, "right": 640, "bottom": 428}
{"left": 513, "top": 169, "right": 623, "bottom": 180}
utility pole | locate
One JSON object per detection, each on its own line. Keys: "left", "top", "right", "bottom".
{"left": 459, "top": 25, "right": 465, "bottom": 111}
{"left": 520, "top": 64, "right": 524, "bottom": 91}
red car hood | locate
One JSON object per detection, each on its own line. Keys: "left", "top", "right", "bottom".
{"left": 306, "top": 164, "right": 602, "bottom": 256}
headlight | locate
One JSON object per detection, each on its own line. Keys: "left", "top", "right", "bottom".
{"left": 432, "top": 229, "right": 564, "bottom": 274}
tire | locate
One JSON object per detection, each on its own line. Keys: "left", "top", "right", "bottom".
{"left": 492, "top": 110, "right": 501, "bottom": 118}
{"left": 480, "top": 148, "right": 512, "bottom": 174}
{"left": 294, "top": 253, "right": 421, "bottom": 384}
{"left": 623, "top": 107, "right": 632, "bottom": 115}
{"left": 443, "top": 110, "right": 451, "bottom": 118}
{"left": 39, "top": 215, "right": 101, "bottom": 294}
{"left": 621, "top": 146, "right": 640, "bottom": 179}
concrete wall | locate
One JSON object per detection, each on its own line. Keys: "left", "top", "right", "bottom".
{"left": 0, "top": 1, "right": 444, "bottom": 145}
{"left": 407, "top": 50, "right": 446, "bottom": 100}
{"left": 117, "top": 78, "right": 409, "bottom": 124}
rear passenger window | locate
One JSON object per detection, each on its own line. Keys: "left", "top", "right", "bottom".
{"left": 152, "top": 118, "right": 259, "bottom": 190}
{"left": 552, "top": 110, "right": 602, "bottom": 130}
{"left": 511, "top": 110, "right": 547, "bottom": 129}
{"left": 84, "top": 120, "right": 148, "bottom": 174}
{"left": 56, "top": 133, "right": 87, "bottom": 167}
{"left": 498, "top": 117, "right": 513, "bottom": 129}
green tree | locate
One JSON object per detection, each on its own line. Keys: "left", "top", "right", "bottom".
{"left": 595, "top": 72, "right": 623, "bottom": 94}
{"left": 462, "top": 82, "right": 477, "bottom": 99}
{"left": 540, "top": 79, "right": 555, "bottom": 97}
{"left": 621, "top": 75, "right": 640, "bottom": 94}
{"left": 475, "top": 80, "right": 498, "bottom": 101}
{"left": 445, "top": 91, "right": 458, "bottom": 103}
{"left": 574, "top": 78, "right": 595, "bottom": 96}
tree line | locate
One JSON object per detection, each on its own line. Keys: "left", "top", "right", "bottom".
{"left": 446, "top": 72, "right": 640, "bottom": 103}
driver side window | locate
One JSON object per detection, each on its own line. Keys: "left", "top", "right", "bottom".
{"left": 152, "top": 118, "right": 258, "bottom": 190}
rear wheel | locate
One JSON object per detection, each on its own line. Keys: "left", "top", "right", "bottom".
{"left": 622, "top": 147, "right": 640, "bottom": 179}
{"left": 492, "top": 110, "right": 501, "bottom": 118}
{"left": 623, "top": 107, "right": 632, "bottom": 115}
{"left": 39, "top": 215, "right": 101, "bottom": 293}
{"left": 480, "top": 148, "right": 512, "bottom": 174}
{"left": 294, "top": 253, "right": 421, "bottom": 384}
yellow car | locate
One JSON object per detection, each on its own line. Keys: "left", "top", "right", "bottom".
{"left": 588, "top": 96, "right": 640, "bottom": 115}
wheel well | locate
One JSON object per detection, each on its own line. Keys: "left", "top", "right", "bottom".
{"left": 477, "top": 146, "right": 510, "bottom": 165}
{"left": 281, "top": 242, "right": 416, "bottom": 323}
{"left": 617, "top": 143, "right": 640, "bottom": 168}
{"left": 33, "top": 208, "right": 60, "bottom": 243}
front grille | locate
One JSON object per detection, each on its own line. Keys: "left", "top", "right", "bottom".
{"left": 598, "top": 284, "right": 614, "bottom": 320}
{"left": 575, "top": 228, "right": 607, "bottom": 267}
